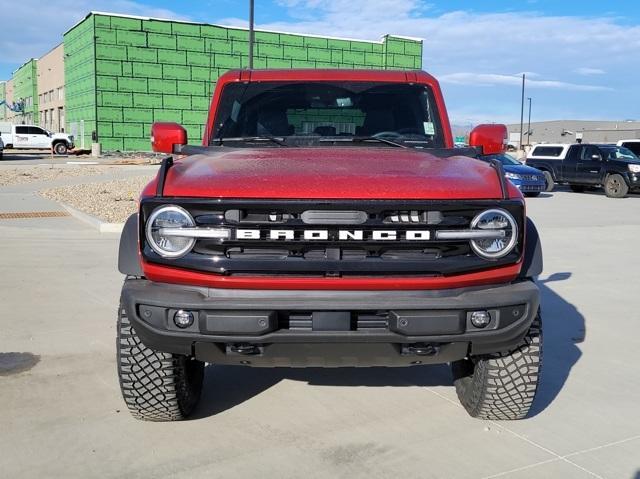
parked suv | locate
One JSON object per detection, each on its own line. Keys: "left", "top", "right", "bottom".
{"left": 479, "top": 151, "right": 546, "bottom": 197}
{"left": 117, "top": 70, "right": 543, "bottom": 422}
{"left": 527, "top": 143, "right": 640, "bottom": 197}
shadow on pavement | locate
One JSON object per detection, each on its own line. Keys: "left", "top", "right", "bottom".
{"left": 194, "top": 272, "right": 584, "bottom": 419}
{"left": 529, "top": 272, "right": 584, "bottom": 417}
{"left": 194, "top": 363, "right": 452, "bottom": 418}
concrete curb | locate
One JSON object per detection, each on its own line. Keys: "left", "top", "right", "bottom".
{"left": 60, "top": 203, "right": 124, "bottom": 233}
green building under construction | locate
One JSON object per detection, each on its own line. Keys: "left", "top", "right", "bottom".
{"left": 1, "top": 12, "right": 423, "bottom": 151}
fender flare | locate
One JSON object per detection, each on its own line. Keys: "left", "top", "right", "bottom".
{"left": 118, "top": 214, "right": 143, "bottom": 276}
{"left": 520, "top": 217, "right": 543, "bottom": 279}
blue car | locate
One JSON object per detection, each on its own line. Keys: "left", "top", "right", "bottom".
{"left": 481, "top": 153, "right": 546, "bottom": 197}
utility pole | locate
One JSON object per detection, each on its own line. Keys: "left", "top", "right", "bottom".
{"left": 527, "top": 97, "right": 532, "bottom": 146}
{"left": 519, "top": 73, "right": 525, "bottom": 151}
{"left": 248, "top": 0, "right": 255, "bottom": 70}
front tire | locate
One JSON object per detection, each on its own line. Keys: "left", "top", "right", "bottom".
{"left": 451, "top": 312, "right": 542, "bottom": 420}
{"left": 117, "top": 302, "right": 204, "bottom": 421}
{"left": 604, "top": 174, "right": 628, "bottom": 198}
{"left": 53, "top": 142, "right": 68, "bottom": 155}
{"left": 542, "top": 171, "right": 554, "bottom": 192}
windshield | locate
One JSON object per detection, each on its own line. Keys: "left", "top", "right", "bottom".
{"left": 599, "top": 146, "right": 639, "bottom": 162}
{"left": 483, "top": 153, "right": 521, "bottom": 166}
{"left": 210, "top": 81, "right": 444, "bottom": 148}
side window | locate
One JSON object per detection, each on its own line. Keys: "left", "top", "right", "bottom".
{"left": 532, "top": 146, "right": 563, "bottom": 157}
{"left": 28, "top": 127, "right": 46, "bottom": 135}
{"left": 15, "top": 126, "right": 29, "bottom": 134}
{"left": 580, "top": 146, "right": 600, "bottom": 161}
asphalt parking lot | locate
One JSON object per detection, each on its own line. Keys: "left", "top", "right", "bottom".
{"left": 1, "top": 178, "right": 639, "bottom": 479}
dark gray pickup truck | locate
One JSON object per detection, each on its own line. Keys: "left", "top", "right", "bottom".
{"left": 526, "top": 143, "right": 640, "bottom": 198}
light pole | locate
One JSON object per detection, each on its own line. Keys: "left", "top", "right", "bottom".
{"left": 248, "top": 0, "right": 255, "bottom": 69}
{"left": 519, "top": 73, "right": 525, "bottom": 151}
{"left": 527, "top": 97, "right": 532, "bottom": 146}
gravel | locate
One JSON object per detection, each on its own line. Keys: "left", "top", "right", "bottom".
{"left": 0, "top": 165, "right": 115, "bottom": 187}
{"left": 41, "top": 175, "right": 155, "bottom": 223}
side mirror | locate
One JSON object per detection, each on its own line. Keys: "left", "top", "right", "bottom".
{"left": 468, "top": 124, "right": 508, "bottom": 155}
{"left": 591, "top": 154, "right": 602, "bottom": 161}
{"left": 151, "top": 122, "right": 187, "bottom": 154}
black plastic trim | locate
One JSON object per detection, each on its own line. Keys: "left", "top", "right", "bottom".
{"left": 120, "top": 278, "right": 540, "bottom": 365}
{"left": 520, "top": 217, "right": 543, "bottom": 279}
{"left": 487, "top": 158, "right": 509, "bottom": 199}
{"left": 118, "top": 214, "right": 142, "bottom": 276}
{"left": 155, "top": 156, "right": 174, "bottom": 197}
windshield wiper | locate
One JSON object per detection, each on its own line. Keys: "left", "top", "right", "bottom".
{"left": 215, "top": 136, "right": 288, "bottom": 147}
{"left": 319, "top": 136, "right": 408, "bottom": 148}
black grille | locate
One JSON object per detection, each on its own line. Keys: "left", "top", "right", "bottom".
{"left": 141, "top": 199, "right": 524, "bottom": 277}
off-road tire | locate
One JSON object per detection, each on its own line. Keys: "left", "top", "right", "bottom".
{"left": 451, "top": 312, "right": 542, "bottom": 420}
{"left": 117, "top": 302, "right": 204, "bottom": 421}
{"left": 604, "top": 173, "right": 628, "bottom": 198}
{"left": 542, "top": 171, "right": 554, "bottom": 192}
{"left": 569, "top": 184, "right": 585, "bottom": 193}
{"left": 53, "top": 142, "right": 68, "bottom": 155}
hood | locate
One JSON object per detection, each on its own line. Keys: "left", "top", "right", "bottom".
{"left": 503, "top": 163, "right": 544, "bottom": 176}
{"left": 52, "top": 132, "right": 71, "bottom": 140}
{"left": 159, "top": 147, "right": 506, "bottom": 200}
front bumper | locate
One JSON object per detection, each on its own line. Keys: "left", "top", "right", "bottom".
{"left": 626, "top": 171, "right": 640, "bottom": 190}
{"left": 122, "top": 279, "right": 540, "bottom": 367}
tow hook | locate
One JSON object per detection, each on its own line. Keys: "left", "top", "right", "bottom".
{"left": 402, "top": 343, "right": 440, "bottom": 356}
{"left": 228, "top": 343, "right": 262, "bottom": 355}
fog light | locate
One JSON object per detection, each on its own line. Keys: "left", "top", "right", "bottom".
{"left": 470, "top": 310, "right": 491, "bottom": 328}
{"left": 174, "top": 310, "right": 194, "bottom": 329}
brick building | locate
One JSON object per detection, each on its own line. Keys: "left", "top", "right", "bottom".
{"left": 1, "top": 12, "right": 423, "bottom": 151}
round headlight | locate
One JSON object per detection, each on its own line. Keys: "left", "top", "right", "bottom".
{"left": 470, "top": 209, "right": 518, "bottom": 259}
{"left": 146, "top": 205, "right": 195, "bottom": 258}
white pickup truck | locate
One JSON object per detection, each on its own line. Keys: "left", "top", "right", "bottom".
{"left": 0, "top": 123, "right": 74, "bottom": 155}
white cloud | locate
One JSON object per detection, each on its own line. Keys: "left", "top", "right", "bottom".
{"left": 0, "top": 0, "right": 188, "bottom": 66}
{"left": 575, "top": 67, "right": 606, "bottom": 75}
{"left": 439, "top": 72, "right": 612, "bottom": 92}
{"left": 227, "top": 0, "right": 637, "bottom": 121}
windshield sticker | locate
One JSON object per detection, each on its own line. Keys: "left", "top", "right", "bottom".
{"left": 423, "top": 122, "right": 435, "bottom": 135}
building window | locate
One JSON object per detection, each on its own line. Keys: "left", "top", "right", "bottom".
{"left": 57, "top": 87, "right": 64, "bottom": 101}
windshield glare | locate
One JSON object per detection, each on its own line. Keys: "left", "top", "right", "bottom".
{"left": 211, "top": 81, "right": 443, "bottom": 147}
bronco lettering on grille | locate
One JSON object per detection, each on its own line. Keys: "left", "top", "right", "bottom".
{"left": 235, "top": 229, "right": 431, "bottom": 241}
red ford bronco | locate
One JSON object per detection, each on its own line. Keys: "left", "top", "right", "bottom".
{"left": 117, "top": 69, "right": 543, "bottom": 421}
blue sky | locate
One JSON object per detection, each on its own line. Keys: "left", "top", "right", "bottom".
{"left": 1, "top": 0, "right": 639, "bottom": 124}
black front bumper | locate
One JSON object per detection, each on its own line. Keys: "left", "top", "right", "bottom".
{"left": 121, "top": 279, "right": 540, "bottom": 367}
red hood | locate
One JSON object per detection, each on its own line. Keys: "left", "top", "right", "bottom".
{"left": 152, "top": 147, "right": 507, "bottom": 200}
